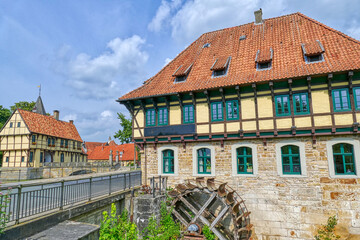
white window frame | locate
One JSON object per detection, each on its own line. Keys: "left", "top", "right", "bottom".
{"left": 326, "top": 138, "right": 360, "bottom": 179}
{"left": 275, "top": 140, "right": 307, "bottom": 177}
{"left": 157, "top": 146, "right": 179, "bottom": 176}
{"left": 231, "top": 143, "right": 258, "bottom": 177}
{"left": 192, "top": 144, "right": 216, "bottom": 177}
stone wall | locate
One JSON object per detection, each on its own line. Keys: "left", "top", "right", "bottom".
{"left": 140, "top": 135, "right": 360, "bottom": 240}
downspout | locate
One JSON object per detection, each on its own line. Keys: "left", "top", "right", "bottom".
{"left": 144, "top": 143, "right": 147, "bottom": 185}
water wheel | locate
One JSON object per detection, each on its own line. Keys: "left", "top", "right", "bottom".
{"left": 169, "top": 177, "right": 252, "bottom": 240}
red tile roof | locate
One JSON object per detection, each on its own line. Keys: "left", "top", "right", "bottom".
{"left": 256, "top": 48, "right": 272, "bottom": 63}
{"left": 18, "top": 109, "right": 82, "bottom": 142}
{"left": 87, "top": 143, "right": 136, "bottom": 161}
{"left": 303, "top": 41, "right": 324, "bottom": 56}
{"left": 85, "top": 141, "right": 118, "bottom": 155}
{"left": 119, "top": 12, "right": 360, "bottom": 101}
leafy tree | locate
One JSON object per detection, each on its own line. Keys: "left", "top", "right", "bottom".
{"left": 114, "top": 113, "right": 132, "bottom": 144}
{"left": 0, "top": 106, "right": 11, "bottom": 129}
{"left": 10, "top": 101, "right": 36, "bottom": 112}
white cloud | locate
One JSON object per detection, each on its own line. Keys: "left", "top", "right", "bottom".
{"left": 63, "top": 114, "right": 77, "bottom": 122}
{"left": 148, "top": 0, "right": 182, "bottom": 32}
{"left": 346, "top": 20, "right": 360, "bottom": 40}
{"left": 100, "top": 110, "right": 113, "bottom": 118}
{"left": 58, "top": 35, "right": 148, "bottom": 100}
{"left": 164, "top": 57, "right": 172, "bottom": 66}
{"left": 149, "top": 0, "right": 288, "bottom": 43}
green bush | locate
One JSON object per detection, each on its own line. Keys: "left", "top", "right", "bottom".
{"left": 100, "top": 203, "right": 138, "bottom": 240}
{"left": 315, "top": 215, "right": 341, "bottom": 240}
{"left": 0, "top": 187, "right": 11, "bottom": 235}
{"left": 203, "top": 225, "right": 217, "bottom": 240}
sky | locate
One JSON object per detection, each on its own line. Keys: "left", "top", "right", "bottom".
{"left": 1, "top": 0, "right": 360, "bottom": 143}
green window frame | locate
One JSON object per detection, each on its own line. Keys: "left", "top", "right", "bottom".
{"left": 157, "top": 108, "right": 168, "bottom": 125}
{"left": 281, "top": 145, "right": 301, "bottom": 175}
{"left": 60, "top": 153, "right": 64, "bottom": 163}
{"left": 6, "top": 157, "right": 9, "bottom": 162}
{"left": 52, "top": 138, "right": 55, "bottom": 146}
{"left": 275, "top": 95, "right": 291, "bottom": 116}
{"left": 9, "top": 122, "right": 13, "bottom": 128}
{"left": 40, "top": 152, "right": 43, "bottom": 163}
{"left": 197, "top": 148, "right": 211, "bottom": 174}
{"left": 61, "top": 139, "right": 64, "bottom": 147}
{"left": 162, "top": 149, "right": 174, "bottom": 174}
{"left": 146, "top": 109, "right": 156, "bottom": 126}
{"left": 65, "top": 140, "right": 68, "bottom": 147}
{"left": 29, "top": 152, "right": 33, "bottom": 162}
{"left": 293, "top": 93, "right": 309, "bottom": 115}
{"left": 211, "top": 102, "right": 223, "bottom": 122}
{"left": 183, "top": 105, "right": 194, "bottom": 124}
{"left": 236, "top": 147, "right": 253, "bottom": 174}
{"left": 226, "top": 100, "right": 239, "bottom": 120}
{"left": 32, "top": 135, "right": 36, "bottom": 143}
{"left": 48, "top": 138, "right": 51, "bottom": 146}
{"left": 21, "top": 156, "right": 24, "bottom": 162}
{"left": 332, "top": 89, "right": 351, "bottom": 112}
{"left": 354, "top": 87, "right": 360, "bottom": 110}
{"left": 333, "top": 143, "right": 356, "bottom": 175}
{"left": 17, "top": 122, "right": 21, "bottom": 127}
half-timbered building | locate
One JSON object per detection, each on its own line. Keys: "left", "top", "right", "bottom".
{"left": 118, "top": 11, "right": 360, "bottom": 239}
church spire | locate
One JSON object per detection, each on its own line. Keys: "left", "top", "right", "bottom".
{"left": 32, "top": 96, "right": 46, "bottom": 115}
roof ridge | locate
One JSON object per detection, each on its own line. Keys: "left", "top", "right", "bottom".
{"left": 297, "top": 12, "right": 360, "bottom": 45}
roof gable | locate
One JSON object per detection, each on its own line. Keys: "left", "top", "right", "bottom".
{"left": 87, "top": 143, "right": 136, "bottom": 161}
{"left": 18, "top": 109, "right": 82, "bottom": 142}
{"left": 119, "top": 12, "right": 360, "bottom": 101}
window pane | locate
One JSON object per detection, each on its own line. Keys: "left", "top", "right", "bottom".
{"left": 238, "top": 157, "right": 245, "bottom": 165}
{"left": 343, "top": 144, "right": 352, "bottom": 153}
{"left": 291, "top": 146, "right": 300, "bottom": 154}
{"left": 292, "top": 156, "right": 300, "bottom": 165}
{"left": 334, "top": 155, "right": 344, "bottom": 173}
{"left": 281, "top": 146, "right": 289, "bottom": 154}
{"left": 238, "top": 165, "right": 245, "bottom": 172}
{"left": 333, "top": 144, "right": 341, "bottom": 153}
{"left": 205, "top": 148, "right": 211, "bottom": 156}
{"left": 282, "top": 156, "right": 290, "bottom": 164}
{"left": 345, "top": 164, "right": 355, "bottom": 173}
{"left": 276, "top": 98, "right": 282, "bottom": 114}
{"left": 283, "top": 165, "right": 291, "bottom": 173}
{"left": 293, "top": 165, "right": 301, "bottom": 173}
{"left": 344, "top": 156, "right": 353, "bottom": 164}
{"left": 198, "top": 149, "right": 203, "bottom": 157}
{"left": 283, "top": 97, "right": 289, "bottom": 114}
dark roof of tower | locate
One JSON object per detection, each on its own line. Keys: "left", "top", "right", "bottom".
{"left": 32, "top": 96, "right": 46, "bottom": 115}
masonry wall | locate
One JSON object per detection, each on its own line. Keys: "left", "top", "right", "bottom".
{"left": 140, "top": 136, "right": 360, "bottom": 240}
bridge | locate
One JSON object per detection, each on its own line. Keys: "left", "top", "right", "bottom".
{"left": 0, "top": 170, "right": 142, "bottom": 239}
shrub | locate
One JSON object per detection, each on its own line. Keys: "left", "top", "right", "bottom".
{"left": 315, "top": 215, "right": 341, "bottom": 240}
{"left": 0, "top": 187, "right": 11, "bottom": 235}
{"left": 203, "top": 224, "right": 217, "bottom": 240}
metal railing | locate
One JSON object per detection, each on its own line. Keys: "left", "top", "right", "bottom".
{"left": 148, "top": 175, "right": 168, "bottom": 197}
{"left": 0, "top": 170, "right": 142, "bottom": 225}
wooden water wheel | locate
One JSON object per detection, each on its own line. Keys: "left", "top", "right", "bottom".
{"left": 169, "top": 177, "right": 252, "bottom": 240}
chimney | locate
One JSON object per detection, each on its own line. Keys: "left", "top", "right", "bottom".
{"left": 69, "top": 120, "right": 74, "bottom": 124}
{"left": 53, "top": 110, "right": 59, "bottom": 120}
{"left": 254, "top": 8, "right": 263, "bottom": 24}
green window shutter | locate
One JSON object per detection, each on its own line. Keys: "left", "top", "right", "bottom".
{"left": 332, "top": 89, "right": 351, "bottom": 112}
{"left": 162, "top": 150, "right": 174, "bottom": 173}
{"left": 293, "top": 93, "right": 310, "bottom": 115}
{"left": 275, "top": 95, "right": 291, "bottom": 116}
{"left": 354, "top": 87, "right": 360, "bottom": 110}
{"left": 226, "top": 100, "right": 239, "bottom": 120}
{"left": 29, "top": 152, "right": 33, "bottom": 162}
{"left": 158, "top": 108, "right": 168, "bottom": 125}
{"left": 333, "top": 143, "right": 356, "bottom": 175}
{"left": 211, "top": 102, "right": 223, "bottom": 122}
{"left": 281, "top": 145, "right": 301, "bottom": 175}
{"left": 236, "top": 147, "right": 253, "bottom": 174}
{"left": 197, "top": 148, "right": 211, "bottom": 174}
{"left": 183, "top": 105, "right": 194, "bottom": 123}
{"left": 146, "top": 109, "right": 156, "bottom": 126}
{"left": 61, "top": 153, "right": 64, "bottom": 163}
{"left": 40, "top": 152, "right": 43, "bottom": 163}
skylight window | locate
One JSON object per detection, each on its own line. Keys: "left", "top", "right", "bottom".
{"left": 173, "top": 63, "right": 193, "bottom": 83}
{"left": 255, "top": 48, "right": 273, "bottom": 71}
{"left": 301, "top": 40, "right": 325, "bottom": 63}
{"left": 211, "top": 56, "right": 231, "bottom": 77}
{"left": 239, "top": 35, "right": 246, "bottom": 41}
{"left": 203, "top": 43, "right": 211, "bottom": 48}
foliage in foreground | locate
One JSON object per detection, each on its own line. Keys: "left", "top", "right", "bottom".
{"left": 203, "top": 224, "right": 217, "bottom": 240}
{"left": 114, "top": 113, "right": 132, "bottom": 144}
{"left": 0, "top": 187, "right": 11, "bottom": 235}
{"left": 315, "top": 215, "right": 341, "bottom": 240}
{"left": 100, "top": 204, "right": 138, "bottom": 240}
{"left": 143, "top": 201, "right": 181, "bottom": 239}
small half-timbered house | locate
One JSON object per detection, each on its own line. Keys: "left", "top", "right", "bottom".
{"left": 118, "top": 11, "right": 360, "bottom": 239}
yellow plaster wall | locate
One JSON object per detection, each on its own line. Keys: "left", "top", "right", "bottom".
{"left": 241, "top": 98, "right": 255, "bottom": 119}
{"left": 135, "top": 111, "right": 144, "bottom": 128}
{"left": 226, "top": 122, "right": 240, "bottom": 132}
{"left": 0, "top": 111, "right": 30, "bottom": 136}
{"left": 311, "top": 84, "right": 327, "bottom": 89}
{"left": 196, "top": 103, "right": 209, "bottom": 123}
{"left": 357, "top": 113, "right": 360, "bottom": 121}
{"left": 225, "top": 95, "right": 237, "bottom": 99}
{"left": 197, "top": 124, "right": 209, "bottom": 134}
{"left": 134, "top": 129, "right": 143, "bottom": 138}
{"left": 274, "top": 89, "right": 289, "bottom": 94}
{"left": 295, "top": 117, "right": 312, "bottom": 128}
{"left": 292, "top": 86, "right": 308, "bottom": 91}
{"left": 242, "top": 121, "right": 256, "bottom": 131}
{"left": 334, "top": 114, "right": 353, "bottom": 125}
{"left": 277, "top": 118, "right": 292, "bottom": 129}
{"left": 210, "top": 97, "right": 221, "bottom": 100}
{"left": 257, "top": 96, "right": 273, "bottom": 118}
{"left": 312, "top": 90, "right": 330, "bottom": 113}
{"left": 211, "top": 123, "right": 224, "bottom": 133}
{"left": 332, "top": 82, "right": 348, "bottom": 87}
{"left": 259, "top": 120, "right": 274, "bottom": 130}
{"left": 314, "top": 116, "right": 332, "bottom": 127}
{"left": 170, "top": 106, "right": 181, "bottom": 125}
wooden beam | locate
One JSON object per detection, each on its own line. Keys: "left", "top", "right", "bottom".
{"left": 307, "top": 77, "right": 316, "bottom": 134}
{"left": 269, "top": 81, "right": 278, "bottom": 136}
{"left": 235, "top": 86, "right": 243, "bottom": 134}
{"left": 327, "top": 74, "right": 336, "bottom": 133}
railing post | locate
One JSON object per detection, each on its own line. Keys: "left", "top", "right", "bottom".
{"left": 124, "top": 173, "right": 126, "bottom": 190}
{"left": 129, "top": 173, "right": 131, "bottom": 189}
{"left": 60, "top": 180, "right": 64, "bottom": 210}
{"left": 109, "top": 175, "right": 112, "bottom": 195}
{"left": 152, "top": 176, "right": 155, "bottom": 198}
{"left": 159, "top": 175, "right": 161, "bottom": 194}
{"left": 140, "top": 171, "right": 142, "bottom": 186}
{"left": 89, "top": 177, "right": 92, "bottom": 201}
{"left": 15, "top": 185, "right": 22, "bottom": 224}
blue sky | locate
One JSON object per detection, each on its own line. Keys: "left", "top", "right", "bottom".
{"left": 1, "top": 0, "right": 360, "bottom": 142}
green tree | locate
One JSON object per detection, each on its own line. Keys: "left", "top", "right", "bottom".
{"left": 315, "top": 215, "right": 341, "bottom": 240}
{"left": 0, "top": 106, "right": 11, "bottom": 129}
{"left": 10, "top": 101, "right": 36, "bottom": 112}
{"left": 114, "top": 113, "right": 132, "bottom": 144}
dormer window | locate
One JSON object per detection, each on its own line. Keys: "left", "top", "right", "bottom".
{"left": 255, "top": 48, "right": 273, "bottom": 70}
{"left": 211, "top": 56, "right": 231, "bottom": 77}
{"left": 302, "top": 40, "right": 324, "bottom": 63}
{"left": 173, "top": 63, "right": 193, "bottom": 83}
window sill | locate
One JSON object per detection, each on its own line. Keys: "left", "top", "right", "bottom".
{"left": 328, "top": 174, "right": 359, "bottom": 179}
{"left": 232, "top": 173, "right": 258, "bottom": 177}
{"left": 193, "top": 173, "right": 215, "bottom": 177}
{"left": 278, "top": 174, "right": 307, "bottom": 178}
